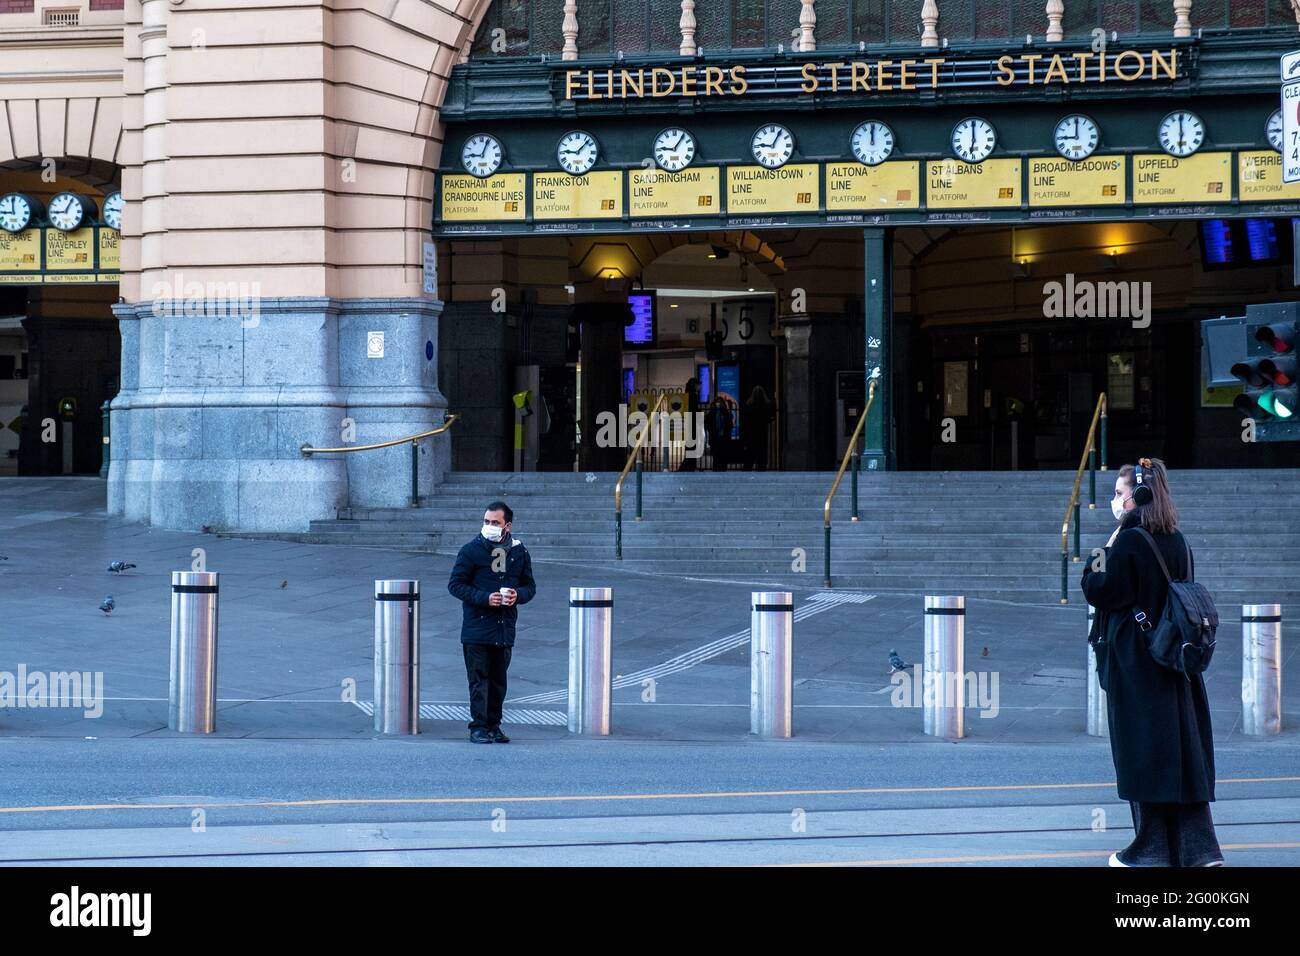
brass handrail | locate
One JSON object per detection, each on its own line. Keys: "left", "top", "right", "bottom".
{"left": 300, "top": 414, "right": 459, "bottom": 456}
{"left": 1059, "top": 394, "right": 1108, "bottom": 604}
{"left": 300, "top": 414, "right": 459, "bottom": 509}
{"left": 614, "top": 392, "right": 667, "bottom": 559}
{"left": 822, "top": 377, "right": 876, "bottom": 587}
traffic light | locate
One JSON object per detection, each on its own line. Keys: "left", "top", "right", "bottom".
{"left": 1231, "top": 303, "right": 1299, "bottom": 429}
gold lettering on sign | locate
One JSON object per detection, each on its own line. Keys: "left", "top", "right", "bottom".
{"left": 558, "top": 50, "right": 1180, "bottom": 100}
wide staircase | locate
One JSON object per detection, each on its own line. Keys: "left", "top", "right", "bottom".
{"left": 285, "top": 469, "right": 1300, "bottom": 608}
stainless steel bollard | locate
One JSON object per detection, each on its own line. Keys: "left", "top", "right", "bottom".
{"left": 374, "top": 580, "right": 420, "bottom": 735}
{"left": 751, "top": 591, "right": 794, "bottom": 738}
{"left": 169, "top": 571, "right": 219, "bottom": 734}
{"left": 923, "top": 595, "right": 965, "bottom": 739}
{"left": 568, "top": 587, "right": 613, "bottom": 735}
{"left": 1242, "top": 604, "right": 1282, "bottom": 737}
{"left": 1086, "top": 604, "right": 1109, "bottom": 738}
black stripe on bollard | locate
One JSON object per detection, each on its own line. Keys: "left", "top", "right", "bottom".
{"left": 172, "top": 584, "right": 219, "bottom": 594}
{"left": 375, "top": 592, "right": 420, "bottom": 602}
{"left": 753, "top": 603, "right": 794, "bottom": 612}
{"left": 1242, "top": 615, "right": 1281, "bottom": 623}
{"left": 570, "top": 599, "right": 613, "bottom": 608}
{"left": 924, "top": 607, "right": 965, "bottom": 615}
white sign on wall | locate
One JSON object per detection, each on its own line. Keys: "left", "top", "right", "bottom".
{"left": 1281, "top": 51, "right": 1300, "bottom": 183}
{"left": 367, "top": 331, "right": 385, "bottom": 359}
{"left": 422, "top": 240, "right": 437, "bottom": 295}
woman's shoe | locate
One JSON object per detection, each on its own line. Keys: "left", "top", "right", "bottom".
{"left": 1108, "top": 852, "right": 1130, "bottom": 867}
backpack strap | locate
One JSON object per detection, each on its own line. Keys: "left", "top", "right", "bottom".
{"left": 1134, "top": 527, "right": 1174, "bottom": 584}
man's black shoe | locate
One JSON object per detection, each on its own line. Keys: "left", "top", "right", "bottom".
{"left": 469, "top": 728, "right": 494, "bottom": 744}
{"left": 489, "top": 728, "right": 510, "bottom": 743}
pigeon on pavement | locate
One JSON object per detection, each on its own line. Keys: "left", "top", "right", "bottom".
{"left": 99, "top": 596, "right": 115, "bottom": 614}
{"left": 107, "top": 561, "right": 137, "bottom": 574}
{"left": 888, "top": 649, "right": 913, "bottom": 673}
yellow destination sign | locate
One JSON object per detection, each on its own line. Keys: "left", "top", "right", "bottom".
{"left": 1132, "top": 152, "right": 1231, "bottom": 203}
{"left": 1238, "top": 150, "right": 1300, "bottom": 202}
{"left": 926, "top": 159, "right": 1021, "bottom": 208}
{"left": 98, "top": 227, "right": 120, "bottom": 271}
{"left": 440, "top": 173, "right": 527, "bottom": 221}
{"left": 533, "top": 171, "right": 623, "bottom": 219}
{"left": 629, "top": 167, "right": 720, "bottom": 217}
{"left": 726, "top": 164, "right": 820, "bottom": 214}
{"left": 0, "top": 229, "right": 40, "bottom": 274}
{"left": 45, "top": 228, "right": 95, "bottom": 272}
{"left": 1028, "top": 157, "right": 1126, "bottom": 206}
{"left": 826, "top": 162, "right": 920, "bottom": 210}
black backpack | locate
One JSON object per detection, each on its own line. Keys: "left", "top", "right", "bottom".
{"left": 1133, "top": 528, "right": 1218, "bottom": 678}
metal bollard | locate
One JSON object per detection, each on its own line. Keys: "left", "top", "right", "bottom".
{"left": 751, "top": 591, "right": 794, "bottom": 738}
{"left": 568, "top": 587, "right": 612, "bottom": 735}
{"left": 169, "top": 571, "right": 219, "bottom": 734}
{"left": 1086, "top": 604, "right": 1109, "bottom": 738}
{"left": 1242, "top": 604, "right": 1282, "bottom": 737}
{"left": 374, "top": 580, "right": 420, "bottom": 735}
{"left": 923, "top": 595, "right": 965, "bottom": 739}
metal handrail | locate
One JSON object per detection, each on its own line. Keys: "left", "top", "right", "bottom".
{"left": 822, "top": 377, "right": 876, "bottom": 588}
{"left": 614, "top": 392, "right": 667, "bottom": 559}
{"left": 300, "top": 414, "right": 459, "bottom": 508}
{"left": 1059, "top": 394, "right": 1108, "bottom": 604}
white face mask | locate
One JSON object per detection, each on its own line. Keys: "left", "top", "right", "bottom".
{"left": 1111, "top": 496, "right": 1129, "bottom": 521}
{"left": 481, "top": 524, "right": 503, "bottom": 542}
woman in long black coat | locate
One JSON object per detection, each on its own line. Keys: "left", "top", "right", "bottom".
{"left": 1081, "top": 457, "right": 1223, "bottom": 867}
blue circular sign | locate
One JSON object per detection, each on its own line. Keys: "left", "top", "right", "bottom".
{"left": 425, "top": 340, "right": 434, "bottom": 361}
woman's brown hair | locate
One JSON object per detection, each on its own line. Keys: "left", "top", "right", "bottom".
{"left": 1118, "top": 457, "right": 1179, "bottom": 534}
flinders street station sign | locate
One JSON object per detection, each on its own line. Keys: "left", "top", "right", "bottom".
{"left": 558, "top": 47, "right": 1185, "bottom": 101}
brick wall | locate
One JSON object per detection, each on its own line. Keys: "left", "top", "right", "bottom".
{"left": 0, "top": 0, "right": 36, "bottom": 13}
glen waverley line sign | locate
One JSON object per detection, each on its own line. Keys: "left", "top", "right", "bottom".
{"left": 559, "top": 48, "right": 1183, "bottom": 101}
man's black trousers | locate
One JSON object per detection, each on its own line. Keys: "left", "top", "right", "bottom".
{"left": 462, "top": 643, "right": 512, "bottom": 731}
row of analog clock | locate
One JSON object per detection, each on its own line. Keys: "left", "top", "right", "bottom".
{"left": 0, "top": 191, "right": 122, "bottom": 234}
{"left": 461, "top": 109, "right": 1284, "bottom": 178}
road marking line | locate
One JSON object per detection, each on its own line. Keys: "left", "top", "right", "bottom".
{"left": 1, "top": 776, "right": 1296, "bottom": 815}
{"left": 511, "top": 593, "right": 876, "bottom": 704}
{"left": 777, "top": 842, "right": 1300, "bottom": 866}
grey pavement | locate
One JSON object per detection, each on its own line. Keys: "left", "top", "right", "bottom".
{"left": 0, "top": 476, "right": 1297, "bottom": 866}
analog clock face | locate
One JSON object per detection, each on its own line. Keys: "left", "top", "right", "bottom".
{"left": 0, "top": 193, "right": 33, "bottom": 233}
{"left": 102, "top": 191, "right": 124, "bottom": 231}
{"left": 557, "top": 130, "right": 598, "bottom": 175}
{"left": 951, "top": 118, "right": 996, "bottom": 163}
{"left": 1158, "top": 110, "right": 1204, "bottom": 158}
{"left": 653, "top": 127, "right": 696, "bottom": 172}
{"left": 850, "top": 121, "right": 895, "bottom": 166}
{"left": 1267, "top": 109, "right": 1284, "bottom": 153}
{"left": 1054, "top": 114, "right": 1100, "bottom": 161}
{"left": 750, "top": 124, "right": 794, "bottom": 168}
{"left": 47, "top": 192, "right": 87, "bottom": 231}
{"left": 461, "top": 134, "right": 503, "bottom": 178}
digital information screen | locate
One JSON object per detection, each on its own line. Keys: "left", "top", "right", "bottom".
{"left": 625, "top": 292, "right": 656, "bottom": 347}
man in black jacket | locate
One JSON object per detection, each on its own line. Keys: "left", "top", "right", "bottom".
{"left": 447, "top": 500, "right": 536, "bottom": 743}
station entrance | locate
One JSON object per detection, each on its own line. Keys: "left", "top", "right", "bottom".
{"left": 436, "top": 217, "right": 1300, "bottom": 473}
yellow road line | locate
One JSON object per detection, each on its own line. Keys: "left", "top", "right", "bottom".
{"left": 778, "top": 842, "right": 1300, "bottom": 866}
{"left": 1, "top": 776, "right": 1298, "bottom": 815}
